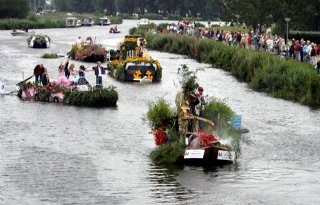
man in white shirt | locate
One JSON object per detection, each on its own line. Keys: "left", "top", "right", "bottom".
{"left": 93, "top": 61, "right": 105, "bottom": 87}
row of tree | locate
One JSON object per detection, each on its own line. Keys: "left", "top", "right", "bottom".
{"left": 222, "top": 0, "right": 320, "bottom": 33}
{"left": 0, "top": 0, "right": 319, "bottom": 31}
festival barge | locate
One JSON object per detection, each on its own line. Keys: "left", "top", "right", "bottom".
{"left": 68, "top": 37, "right": 108, "bottom": 62}
{"left": 107, "top": 35, "right": 162, "bottom": 82}
{"left": 17, "top": 81, "right": 118, "bottom": 107}
{"left": 145, "top": 65, "right": 238, "bottom": 166}
{"left": 28, "top": 34, "right": 51, "bottom": 48}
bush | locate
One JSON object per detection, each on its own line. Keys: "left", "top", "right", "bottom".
{"left": 66, "top": 86, "right": 118, "bottom": 107}
{"left": 143, "top": 98, "right": 176, "bottom": 129}
{"left": 41, "top": 53, "right": 59, "bottom": 58}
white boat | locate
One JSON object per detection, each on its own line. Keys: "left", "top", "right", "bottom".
{"left": 66, "top": 17, "right": 81, "bottom": 27}
{"left": 99, "top": 17, "right": 111, "bottom": 26}
{"left": 11, "top": 30, "right": 35, "bottom": 36}
{"left": 137, "top": 18, "right": 150, "bottom": 26}
{"left": 81, "top": 17, "right": 94, "bottom": 26}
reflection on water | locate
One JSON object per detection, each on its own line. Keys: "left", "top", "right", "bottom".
{"left": 146, "top": 164, "right": 197, "bottom": 204}
{"left": 5, "top": 146, "right": 123, "bottom": 204}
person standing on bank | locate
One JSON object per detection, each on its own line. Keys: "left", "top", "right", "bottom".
{"left": 92, "top": 61, "right": 106, "bottom": 87}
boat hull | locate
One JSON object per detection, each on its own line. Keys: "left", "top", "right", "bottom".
{"left": 124, "top": 65, "right": 158, "bottom": 82}
{"left": 183, "top": 146, "right": 235, "bottom": 165}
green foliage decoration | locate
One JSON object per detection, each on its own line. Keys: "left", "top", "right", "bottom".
{"left": 41, "top": 53, "right": 59, "bottom": 58}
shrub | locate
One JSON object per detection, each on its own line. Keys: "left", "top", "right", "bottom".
{"left": 143, "top": 98, "right": 176, "bottom": 129}
{"left": 41, "top": 53, "right": 59, "bottom": 58}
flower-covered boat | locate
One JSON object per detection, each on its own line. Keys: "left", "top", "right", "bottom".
{"left": 17, "top": 81, "right": 118, "bottom": 107}
{"left": 144, "top": 65, "right": 240, "bottom": 165}
{"left": 68, "top": 37, "right": 108, "bottom": 62}
{"left": 107, "top": 35, "right": 162, "bottom": 82}
{"left": 28, "top": 34, "right": 51, "bottom": 48}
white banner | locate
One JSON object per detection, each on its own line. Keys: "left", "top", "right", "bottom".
{"left": 184, "top": 149, "right": 205, "bottom": 159}
{"left": 217, "top": 150, "right": 235, "bottom": 161}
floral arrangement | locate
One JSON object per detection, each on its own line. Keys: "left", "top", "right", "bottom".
{"left": 143, "top": 65, "right": 243, "bottom": 164}
{"left": 68, "top": 43, "right": 108, "bottom": 62}
{"left": 110, "top": 56, "right": 161, "bottom": 70}
{"left": 27, "top": 34, "right": 51, "bottom": 48}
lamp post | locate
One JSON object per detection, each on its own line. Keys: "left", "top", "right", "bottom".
{"left": 235, "top": 14, "right": 240, "bottom": 25}
{"left": 284, "top": 17, "right": 291, "bottom": 57}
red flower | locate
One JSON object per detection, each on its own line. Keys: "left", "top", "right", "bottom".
{"left": 154, "top": 129, "right": 167, "bottom": 146}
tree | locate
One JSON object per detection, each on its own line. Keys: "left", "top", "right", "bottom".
{"left": 0, "top": 0, "right": 29, "bottom": 18}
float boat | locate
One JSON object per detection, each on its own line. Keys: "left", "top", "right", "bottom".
{"left": 107, "top": 35, "right": 162, "bottom": 82}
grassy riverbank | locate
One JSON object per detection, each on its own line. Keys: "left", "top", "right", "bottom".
{"left": 130, "top": 28, "right": 320, "bottom": 108}
{"left": 0, "top": 12, "right": 122, "bottom": 30}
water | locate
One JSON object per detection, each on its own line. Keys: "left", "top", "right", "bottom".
{"left": 1, "top": 20, "right": 320, "bottom": 205}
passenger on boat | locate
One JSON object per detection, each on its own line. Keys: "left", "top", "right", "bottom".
{"left": 92, "top": 61, "right": 106, "bottom": 87}
{"left": 78, "top": 65, "right": 91, "bottom": 90}
{"left": 64, "top": 59, "right": 70, "bottom": 79}
{"left": 56, "top": 64, "right": 71, "bottom": 87}
{"left": 196, "top": 86, "right": 205, "bottom": 117}
{"left": 33, "top": 64, "right": 45, "bottom": 84}
{"left": 69, "top": 64, "right": 78, "bottom": 85}
{"left": 196, "top": 86, "right": 206, "bottom": 129}
{"left": 188, "top": 93, "right": 201, "bottom": 132}
{"left": 76, "top": 36, "right": 83, "bottom": 45}
{"left": 40, "top": 67, "right": 49, "bottom": 86}
{"left": 85, "top": 37, "right": 93, "bottom": 45}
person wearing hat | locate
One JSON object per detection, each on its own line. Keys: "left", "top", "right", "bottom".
{"left": 196, "top": 86, "right": 205, "bottom": 117}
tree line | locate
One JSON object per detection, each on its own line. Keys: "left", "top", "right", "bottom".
{"left": 1, "top": 0, "right": 319, "bottom": 31}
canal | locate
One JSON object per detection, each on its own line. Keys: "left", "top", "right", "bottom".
{"left": 1, "top": 20, "right": 320, "bottom": 204}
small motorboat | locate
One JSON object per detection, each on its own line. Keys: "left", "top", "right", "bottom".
{"left": 109, "top": 25, "right": 120, "bottom": 33}
{"left": 11, "top": 29, "right": 34, "bottom": 36}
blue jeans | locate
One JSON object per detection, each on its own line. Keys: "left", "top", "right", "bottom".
{"left": 96, "top": 76, "right": 102, "bottom": 86}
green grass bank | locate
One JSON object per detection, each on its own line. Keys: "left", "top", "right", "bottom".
{"left": 130, "top": 28, "right": 320, "bottom": 108}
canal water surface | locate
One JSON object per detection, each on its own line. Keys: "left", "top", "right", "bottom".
{"left": 1, "top": 20, "right": 320, "bottom": 204}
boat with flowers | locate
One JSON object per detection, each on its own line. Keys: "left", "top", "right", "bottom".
{"left": 17, "top": 81, "right": 118, "bottom": 107}
{"left": 28, "top": 34, "right": 51, "bottom": 48}
{"left": 144, "top": 65, "right": 239, "bottom": 165}
{"left": 107, "top": 35, "right": 162, "bottom": 82}
{"left": 68, "top": 37, "right": 108, "bottom": 62}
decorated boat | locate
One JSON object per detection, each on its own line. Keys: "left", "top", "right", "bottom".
{"left": 17, "top": 81, "right": 118, "bottom": 107}
{"left": 11, "top": 29, "right": 35, "bottom": 36}
{"left": 109, "top": 25, "right": 120, "bottom": 33}
{"left": 27, "top": 34, "right": 51, "bottom": 48}
{"left": 107, "top": 35, "right": 162, "bottom": 82}
{"left": 145, "top": 65, "right": 240, "bottom": 165}
{"left": 68, "top": 37, "right": 108, "bottom": 62}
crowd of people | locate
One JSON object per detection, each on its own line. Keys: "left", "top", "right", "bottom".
{"left": 152, "top": 21, "right": 320, "bottom": 74}
{"left": 33, "top": 60, "right": 107, "bottom": 90}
